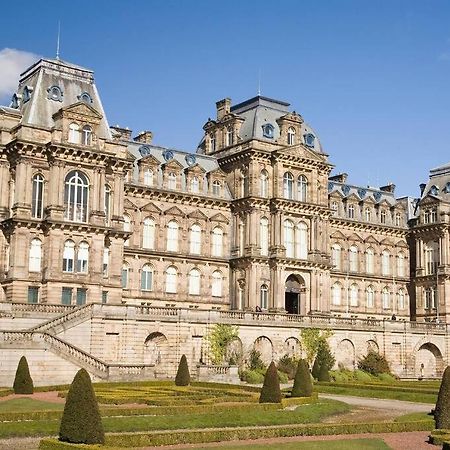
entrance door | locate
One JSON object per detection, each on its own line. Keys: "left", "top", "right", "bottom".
{"left": 285, "top": 274, "right": 304, "bottom": 314}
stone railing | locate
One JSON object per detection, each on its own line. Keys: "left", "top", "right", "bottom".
{"left": 196, "top": 364, "right": 239, "bottom": 383}
{"left": 30, "top": 303, "right": 95, "bottom": 333}
{"left": 11, "top": 303, "right": 76, "bottom": 314}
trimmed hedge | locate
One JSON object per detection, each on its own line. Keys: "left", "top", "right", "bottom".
{"left": 318, "top": 363, "right": 331, "bottom": 382}
{"left": 435, "top": 366, "right": 450, "bottom": 429}
{"left": 39, "top": 440, "right": 105, "bottom": 449}
{"left": 281, "top": 394, "right": 318, "bottom": 407}
{"left": 259, "top": 361, "right": 281, "bottom": 403}
{"left": 291, "top": 359, "right": 313, "bottom": 398}
{"left": 175, "top": 355, "right": 190, "bottom": 386}
{"left": 13, "top": 356, "right": 34, "bottom": 394}
{"left": 429, "top": 428, "right": 450, "bottom": 445}
{"left": 316, "top": 381, "right": 437, "bottom": 394}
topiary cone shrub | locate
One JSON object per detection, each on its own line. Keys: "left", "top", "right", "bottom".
{"left": 59, "top": 368, "right": 104, "bottom": 444}
{"left": 311, "top": 357, "right": 320, "bottom": 380}
{"left": 318, "top": 362, "right": 331, "bottom": 382}
{"left": 291, "top": 359, "right": 313, "bottom": 397}
{"left": 175, "top": 354, "right": 190, "bottom": 386}
{"left": 13, "top": 356, "right": 33, "bottom": 394}
{"left": 435, "top": 366, "right": 450, "bottom": 429}
{"left": 259, "top": 361, "right": 281, "bottom": 403}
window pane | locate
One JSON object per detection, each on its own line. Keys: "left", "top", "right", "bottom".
{"left": 61, "top": 287, "right": 72, "bottom": 305}
{"left": 76, "top": 288, "right": 87, "bottom": 305}
{"left": 28, "top": 287, "right": 39, "bottom": 304}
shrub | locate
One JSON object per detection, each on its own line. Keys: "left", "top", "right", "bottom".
{"left": 358, "top": 351, "right": 390, "bottom": 376}
{"left": 240, "top": 369, "right": 265, "bottom": 384}
{"left": 59, "top": 368, "right": 104, "bottom": 444}
{"left": 249, "top": 349, "right": 265, "bottom": 371}
{"left": 435, "top": 366, "right": 450, "bottom": 429}
{"left": 377, "top": 372, "right": 397, "bottom": 383}
{"left": 316, "top": 340, "right": 336, "bottom": 371}
{"left": 329, "top": 369, "right": 354, "bottom": 383}
{"left": 259, "top": 361, "right": 281, "bottom": 403}
{"left": 311, "top": 357, "right": 320, "bottom": 380}
{"left": 318, "top": 362, "right": 331, "bottom": 382}
{"left": 354, "top": 369, "right": 375, "bottom": 383}
{"left": 175, "top": 354, "right": 190, "bottom": 386}
{"left": 277, "top": 354, "right": 298, "bottom": 380}
{"left": 206, "top": 324, "right": 239, "bottom": 365}
{"left": 13, "top": 356, "right": 33, "bottom": 394}
{"left": 277, "top": 370, "right": 289, "bottom": 384}
{"left": 291, "top": 359, "right": 313, "bottom": 397}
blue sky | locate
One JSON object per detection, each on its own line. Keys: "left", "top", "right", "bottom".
{"left": 1, "top": 0, "right": 450, "bottom": 197}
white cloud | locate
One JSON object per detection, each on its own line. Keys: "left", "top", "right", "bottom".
{"left": 0, "top": 48, "right": 39, "bottom": 102}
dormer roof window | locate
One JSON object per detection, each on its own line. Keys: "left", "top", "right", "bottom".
{"left": 262, "top": 123, "right": 274, "bottom": 139}
{"left": 445, "top": 182, "right": 450, "bottom": 194}
{"left": 22, "top": 86, "right": 33, "bottom": 103}
{"left": 185, "top": 154, "right": 196, "bottom": 166}
{"left": 163, "top": 150, "right": 174, "bottom": 161}
{"left": 10, "top": 93, "right": 21, "bottom": 109}
{"left": 78, "top": 92, "right": 93, "bottom": 104}
{"left": 47, "top": 85, "right": 63, "bottom": 102}
{"left": 304, "top": 133, "right": 315, "bottom": 147}
{"left": 429, "top": 185, "right": 439, "bottom": 196}
{"left": 139, "top": 145, "right": 151, "bottom": 157}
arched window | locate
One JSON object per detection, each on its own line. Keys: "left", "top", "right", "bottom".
{"left": 380, "top": 210, "right": 387, "bottom": 224}
{"left": 331, "top": 282, "right": 342, "bottom": 305}
{"left": 102, "top": 247, "right": 109, "bottom": 276}
{"left": 238, "top": 220, "right": 245, "bottom": 256}
{"left": 424, "top": 241, "right": 438, "bottom": 275}
{"left": 297, "top": 175, "right": 307, "bottom": 202}
{"left": 350, "top": 283, "right": 358, "bottom": 307}
{"left": 212, "top": 271, "right": 223, "bottom": 297}
{"left": 189, "top": 224, "right": 201, "bottom": 254}
{"left": 211, "top": 227, "right": 223, "bottom": 257}
{"left": 77, "top": 241, "right": 89, "bottom": 273}
{"left": 121, "top": 263, "right": 129, "bottom": 289}
{"left": 366, "top": 285, "right": 375, "bottom": 308}
{"left": 104, "top": 185, "right": 111, "bottom": 225}
{"left": 240, "top": 172, "right": 247, "bottom": 196}
{"left": 366, "top": 248, "right": 375, "bottom": 274}
{"left": 395, "top": 212, "right": 402, "bottom": 227}
{"left": 296, "top": 222, "right": 308, "bottom": 259}
{"left": 191, "top": 177, "right": 199, "bottom": 193}
{"left": 212, "top": 180, "right": 221, "bottom": 196}
{"left": 398, "top": 288, "right": 406, "bottom": 310}
{"left": 31, "top": 174, "right": 44, "bottom": 219}
{"left": 226, "top": 128, "right": 234, "bottom": 146}
{"left": 81, "top": 125, "right": 92, "bottom": 145}
{"left": 365, "top": 207, "right": 372, "bottom": 221}
{"left": 168, "top": 172, "right": 177, "bottom": 190}
{"left": 62, "top": 240, "right": 75, "bottom": 272}
{"left": 209, "top": 134, "right": 216, "bottom": 152}
{"left": 348, "top": 204, "right": 355, "bottom": 219}
{"left": 167, "top": 221, "right": 179, "bottom": 252}
{"left": 287, "top": 127, "right": 296, "bottom": 145}
{"left": 68, "top": 123, "right": 80, "bottom": 144}
{"left": 283, "top": 172, "right": 294, "bottom": 199}
{"left": 237, "top": 283, "right": 244, "bottom": 310}
{"left": 141, "top": 264, "right": 153, "bottom": 291}
{"left": 143, "top": 218, "right": 155, "bottom": 249}
{"left": 165, "top": 266, "right": 178, "bottom": 293}
{"left": 260, "top": 170, "right": 269, "bottom": 197}
{"left": 397, "top": 252, "right": 405, "bottom": 277}
{"left": 332, "top": 244, "right": 341, "bottom": 270}
{"left": 349, "top": 245, "right": 358, "bottom": 272}
{"left": 260, "top": 217, "right": 269, "bottom": 256}
{"left": 64, "top": 171, "right": 89, "bottom": 222}
{"left": 188, "top": 268, "right": 201, "bottom": 295}
{"left": 283, "top": 220, "right": 295, "bottom": 257}
{"left": 381, "top": 250, "right": 390, "bottom": 276}
{"left": 123, "top": 215, "right": 131, "bottom": 247}
{"left": 260, "top": 284, "right": 269, "bottom": 309}
{"left": 144, "top": 169, "right": 153, "bottom": 186}
{"left": 29, "top": 238, "right": 42, "bottom": 272}
{"left": 382, "top": 287, "right": 390, "bottom": 309}
{"left": 331, "top": 201, "right": 338, "bottom": 216}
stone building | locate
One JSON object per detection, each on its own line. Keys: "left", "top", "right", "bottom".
{"left": 0, "top": 55, "right": 449, "bottom": 385}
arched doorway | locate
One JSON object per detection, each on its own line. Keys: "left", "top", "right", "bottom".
{"left": 337, "top": 339, "right": 355, "bottom": 370}
{"left": 254, "top": 336, "right": 273, "bottom": 365}
{"left": 416, "top": 342, "right": 444, "bottom": 378}
{"left": 144, "top": 332, "right": 168, "bottom": 365}
{"left": 285, "top": 274, "right": 304, "bottom": 314}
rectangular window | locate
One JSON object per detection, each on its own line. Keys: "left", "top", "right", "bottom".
{"left": 76, "top": 288, "right": 87, "bottom": 305}
{"left": 102, "top": 291, "right": 108, "bottom": 304}
{"left": 28, "top": 287, "right": 39, "bottom": 304}
{"left": 61, "top": 287, "right": 72, "bottom": 305}
{"left": 103, "top": 248, "right": 109, "bottom": 276}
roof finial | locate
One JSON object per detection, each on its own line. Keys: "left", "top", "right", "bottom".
{"left": 257, "top": 68, "right": 261, "bottom": 96}
{"left": 56, "top": 21, "right": 61, "bottom": 60}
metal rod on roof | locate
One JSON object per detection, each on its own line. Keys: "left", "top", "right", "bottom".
{"left": 56, "top": 21, "right": 61, "bottom": 60}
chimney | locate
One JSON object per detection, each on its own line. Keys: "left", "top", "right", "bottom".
{"left": 419, "top": 183, "right": 426, "bottom": 196}
{"left": 329, "top": 173, "right": 348, "bottom": 183}
{"left": 110, "top": 125, "right": 132, "bottom": 141}
{"left": 133, "top": 131, "right": 153, "bottom": 144}
{"left": 216, "top": 98, "right": 231, "bottom": 120}
{"left": 379, "top": 183, "right": 396, "bottom": 193}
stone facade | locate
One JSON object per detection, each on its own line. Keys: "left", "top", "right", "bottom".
{"left": 0, "top": 56, "right": 449, "bottom": 385}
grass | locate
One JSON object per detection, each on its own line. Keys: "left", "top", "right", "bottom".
{"left": 0, "top": 398, "right": 63, "bottom": 412}
{"left": 191, "top": 439, "right": 391, "bottom": 450}
{"left": 395, "top": 412, "right": 433, "bottom": 422}
{"left": 0, "top": 400, "right": 349, "bottom": 439}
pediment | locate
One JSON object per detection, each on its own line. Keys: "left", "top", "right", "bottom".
{"left": 329, "top": 191, "right": 344, "bottom": 199}
{"left": 395, "top": 240, "right": 408, "bottom": 248}
{"left": 210, "top": 212, "right": 229, "bottom": 223}
{"left": 364, "top": 235, "right": 379, "bottom": 245}
{"left": 278, "top": 112, "right": 303, "bottom": 124}
{"left": 139, "top": 154, "right": 160, "bottom": 166}
{"left": 348, "top": 232, "right": 363, "bottom": 242}
{"left": 141, "top": 202, "right": 162, "bottom": 214}
{"left": 185, "top": 163, "right": 206, "bottom": 174}
{"left": 58, "top": 101, "right": 102, "bottom": 119}
{"left": 203, "top": 119, "right": 216, "bottom": 131}
{"left": 187, "top": 209, "right": 208, "bottom": 220}
{"left": 164, "top": 205, "right": 184, "bottom": 217}
{"left": 361, "top": 197, "right": 376, "bottom": 205}
{"left": 345, "top": 193, "right": 360, "bottom": 203}
{"left": 377, "top": 199, "right": 391, "bottom": 207}
{"left": 330, "top": 230, "right": 346, "bottom": 240}
{"left": 207, "top": 167, "right": 227, "bottom": 178}
{"left": 162, "top": 159, "right": 184, "bottom": 171}
{"left": 419, "top": 195, "right": 440, "bottom": 206}
{"left": 124, "top": 198, "right": 138, "bottom": 210}
{"left": 277, "top": 145, "right": 326, "bottom": 164}
{"left": 379, "top": 237, "right": 393, "bottom": 246}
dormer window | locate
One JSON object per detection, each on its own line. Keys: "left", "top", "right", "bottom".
{"left": 191, "top": 176, "right": 199, "bottom": 193}
{"left": 380, "top": 210, "right": 386, "bottom": 224}
{"left": 82, "top": 125, "right": 92, "bottom": 145}
{"left": 209, "top": 134, "right": 216, "bottom": 152}
{"left": 304, "top": 133, "right": 315, "bottom": 147}
{"left": 212, "top": 180, "right": 221, "bottom": 196}
{"left": 262, "top": 124, "right": 274, "bottom": 139}
{"left": 226, "top": 128, "right": 234, "bottom": 146}
{"left": 78, "top": 92, "right": 93, "bottom": 104}
{"left": 287, "top": 127, "right": 296, "bottom": 145}
{"left": 47, "top": 85, "right": 63, "bottom": 102}
{"left": 22, "top": 86, "right": 33, "bottom": 103}
{"left": 10, "top": 93, "right": 20, "bottom": 109}
{"left": 168, "top": 172, "right": 177, "bottom": 190}
{"left": 348, "top": 204, "right": 355, "bottom": 219}
{"left": 143, "top": 169, "right": 153, "bottom": 186}
{"left": 68, "top": 123, "right": 81, "bottom": 144}
{"left": 429, "top": 185, "right": 439, "bottom": 196}
{"left": 445, "top": 182, "right": 450, "bottom": 194}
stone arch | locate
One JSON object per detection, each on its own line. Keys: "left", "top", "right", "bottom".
{"left": 367, "top": 340, "right": 379, "bottom": 354}
{"left": 226, "top": 336, "right": 243, "bottom": 365}
{"left": 285, "top": 274, "right": 305, "bottom": 314}
{"left": 284, "top": 337, "right": 301, "bottom": 358}
{"left": 416, "top": 342, "right": 444, "bottom": 378}
{"left": 144, "top": 332, "right": 168, "bottom": 365}
{"left": 336, "top": 339, "right": 356, "bottom": 369}
{"left": 254, "top": 336, "right": 274, "bottom": 364}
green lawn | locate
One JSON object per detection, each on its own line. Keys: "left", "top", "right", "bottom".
{"left": 0, "top": 399, "right": 349, "bottom": 439}
{"left": 394, "top": 412, "right": 433, "bottom": 422}
{"left": 0, "top": 398, "right": 63, "bottom": 412}
{"left": 186, "top": 438, "right": 391, "bottom": 449}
